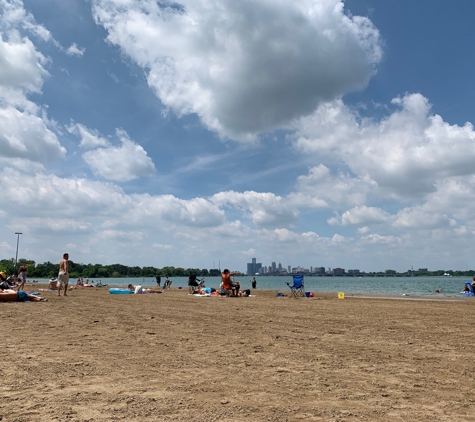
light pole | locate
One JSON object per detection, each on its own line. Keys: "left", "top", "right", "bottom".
{"left": 14, "top": 232, "right": 22, "bottom": 274}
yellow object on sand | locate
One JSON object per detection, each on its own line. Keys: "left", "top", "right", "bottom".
{"left": 338, "top": 292, "right": 345, "bottom": 299}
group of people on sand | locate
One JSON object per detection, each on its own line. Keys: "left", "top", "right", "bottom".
{"left": 0, "top": 270, "right": 47, "bottom": 302}
{"left": 128, "top": 275, "right": 176, "bottom": 293}
{"left": 2, "top": 255, "right": 259, "bottom": 301}
{"left": 155, "top": 275, "right": 171, "bottom": 289}
{"left": 1, "top": 252, "right": 69, "bottom": 301}
{"left": 73, "top": 278, "right": 105, "bottom": 288}
{"left": 461, "top": 276, "right": 475, "bottom": 294}
{"left": 187, "top": 269, "right": 253, "bottom": 297}
{"left": 0, "top": 263, "right": 30, "bottom": 292}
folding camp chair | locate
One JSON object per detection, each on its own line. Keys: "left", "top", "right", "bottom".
{"left": 286, "top": 275, "right": 305, "bottom": 297}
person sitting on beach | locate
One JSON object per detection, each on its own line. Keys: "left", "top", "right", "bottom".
{"left": 0, "top": 288, "right": 47, "bottom": 302}
{"left": 76, "top": 279, "right": 84, "bottom": 288}
{"left": 188, "top": 275, "right": 205, "bottom": 293}
{"left": 3, "top": 275, "right": 18, "bottom": 289}
{"left": 127, "top": 284, "right": 162, "bottom": 294}
{"left": 218, "top": 282, "right": 229, "bottom": 296}
{"left": 233, "top": 281, "right": 240, "bottom": 296}
{"left": 48, "top": 278, "right": 58, "bottom": 290}
{"left": 0, "top": 271, "right": 12, "bottom": 290}
{"left": 462, "top": 285, "right": 471, "bottom": 294}
{"left": 221, "top": 269, "right": 235, "bottom": 295}
{"left": 188, "top": 275, "right": 200, "bottom": 291}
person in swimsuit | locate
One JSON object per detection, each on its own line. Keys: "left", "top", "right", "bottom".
{"left": 0, "top": 289, "right": 47, "bottom": 302}
{"left": 127, "top": 284, "right": 162, "bottom": 294}
{"left": 17, "top": 263, "right": 28, "bottom": 291}
{"left": 57, "top": 253, "right": 69, "bottom": 297}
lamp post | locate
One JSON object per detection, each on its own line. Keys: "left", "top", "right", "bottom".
{"left": 14, "top": 232, "right": 22, "bottom": 275}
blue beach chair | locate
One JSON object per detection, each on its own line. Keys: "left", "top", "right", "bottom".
{"left": 286, "top": 275, "right": 305, "bottom": 298}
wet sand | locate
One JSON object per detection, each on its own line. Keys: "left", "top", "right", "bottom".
{"left": 1, "top": 286, "right": 475, "bottom": 421}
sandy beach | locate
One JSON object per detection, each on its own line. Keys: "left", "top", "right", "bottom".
{"left": 1, "top": 286, "right": 475, "bottom": 421}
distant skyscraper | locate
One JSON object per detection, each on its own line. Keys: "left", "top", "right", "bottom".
{"left": 271, "top": 262, "right": 276, "bottom": 273}
{"left": 247, "top": 258, "right": 262, "bottom": 275}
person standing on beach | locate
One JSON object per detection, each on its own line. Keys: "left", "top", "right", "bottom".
{"left": 251, "top": 277, "right": 257, "bottom": 289}
{"left": 57, "top": 253, "right": 69, "bottom": 297}
{"left": 156, "top": 275, "right": 161, "bottom": 287}
{"left": 17, "top": 262, "right": 28, "bottom": 291}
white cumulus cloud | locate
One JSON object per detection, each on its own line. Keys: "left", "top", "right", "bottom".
{"left": 290, "top": 164, "right": 374, "bottom": 209}
{"left": 0, "top": 0, "right": 53, "bottom": 43}
{"left": 67, "top": 123, "right": 110, "bottom": 149}
{"left": 66, "top": 43, "right": 85, "bottom": 57}
{"left": 212, "top": 190, "right": 299, "bottom": 227}
{"left": 0, "top": 33, "right": 48, "bottom": 93}
{"left": 92, "top": 0, "right": 381, "bottom": 140}
{"left": 82, "top": 129, "right": 156, "bottom": 181}
{"left": 293, "top": 93, "right": 475, "bottom": 200}
{"left": 328, "top": 205, "right": 391, "bottom": 226}
{"left": 0, "top": 0, "right": 65, "bottom": 165}
{"left": 0, "top": 106, "right": 65, "bottom": 162}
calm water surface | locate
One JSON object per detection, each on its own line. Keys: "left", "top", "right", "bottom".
{"left": 34, "top": 275, "right": 474, "bottom": 297}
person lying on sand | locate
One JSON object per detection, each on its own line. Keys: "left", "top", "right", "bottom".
{"left": 127, "top": 284, "right": 162, "bottom": 294}
{"left": 192, "top": 287, "right": 217, "bottom": 295}
{"left": 0, "top": 289, "right": 47, "bottom": 302}
{"left": 239, "top": 289, "right": 251, "bottom": 297}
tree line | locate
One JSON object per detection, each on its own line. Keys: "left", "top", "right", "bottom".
{"left": 0, "top": 258, "right": 222, "bottom": 279}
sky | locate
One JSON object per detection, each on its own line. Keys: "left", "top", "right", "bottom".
{"left": 1, "top": 0, "right": 475, "bottom": 273}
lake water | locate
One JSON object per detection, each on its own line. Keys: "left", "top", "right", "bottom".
{"left": 34, "top": 275, "right": 474, "bottom": 297}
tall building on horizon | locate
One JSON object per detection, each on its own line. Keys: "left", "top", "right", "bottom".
{"left": 247, "top": 257, "right": 262, "bottom": 275}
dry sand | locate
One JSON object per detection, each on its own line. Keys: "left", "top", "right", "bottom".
{"left": 1, "top": 285, "right": 475, "bottom": 421}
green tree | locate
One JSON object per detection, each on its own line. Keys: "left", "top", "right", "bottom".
{"left": 0, "top": 258, "right": 15, "bottom": 276}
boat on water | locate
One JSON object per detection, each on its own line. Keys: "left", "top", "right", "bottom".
{"left": 443, "top": 273, "right": 452, "bottom": 277}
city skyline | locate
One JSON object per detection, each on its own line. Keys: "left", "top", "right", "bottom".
{"left": 244, "top": 257, "right": 462, "bottom": 276}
